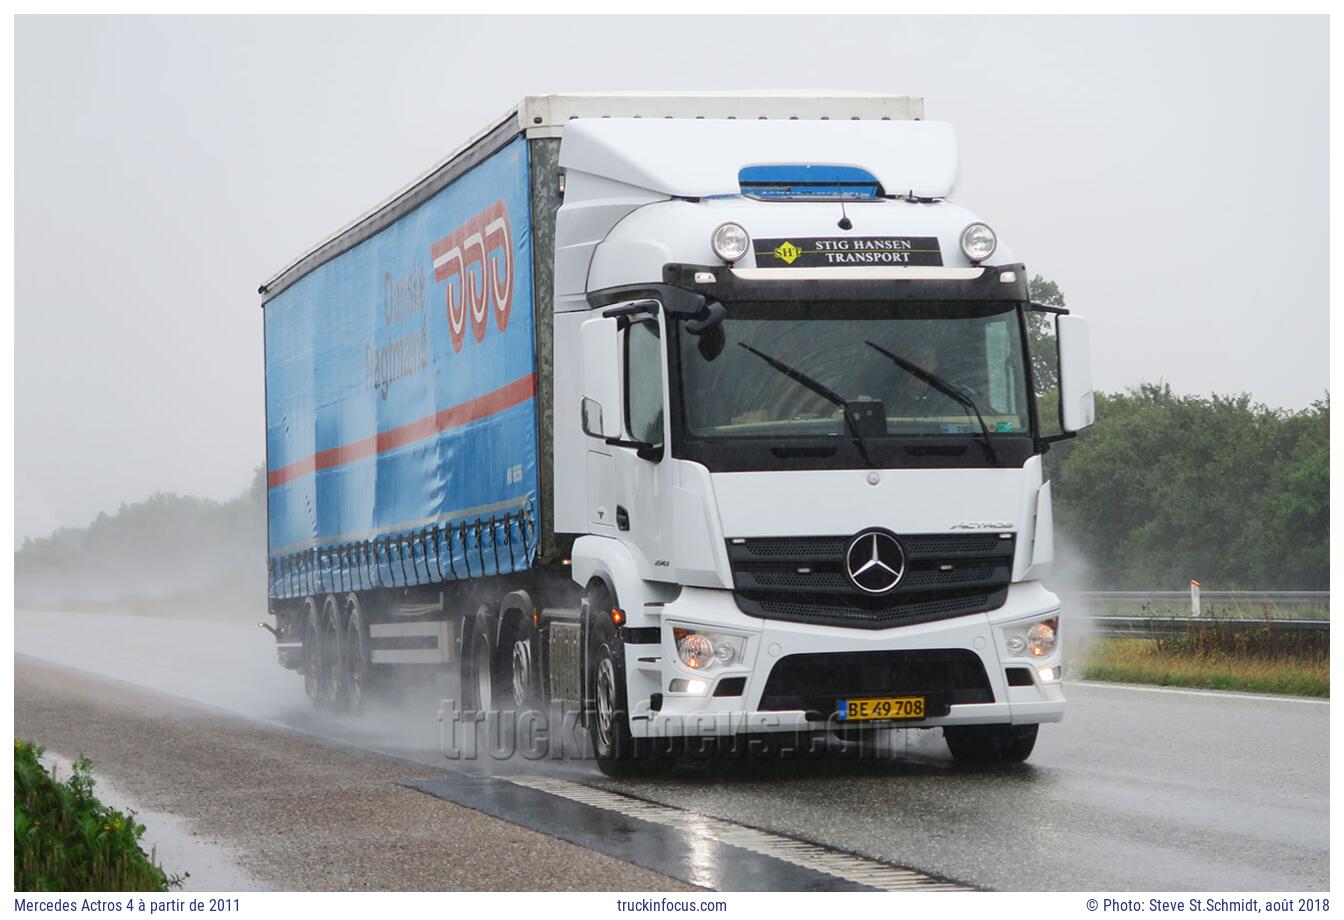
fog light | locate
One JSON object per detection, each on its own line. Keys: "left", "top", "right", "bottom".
{"left": 669, "top": 678, "right": 709, "bottom": 694}
{"left": 959, "top": 222, "right": 997, "bottom": 263}
{"left": 711, "top": 222, "right": 750, "bottom": 263}
{"left": 1028, "top": 620, "right": 1058, "bottom": 658}
{"left": 1038, "top": 667, "right": 1058, "bottom": 682}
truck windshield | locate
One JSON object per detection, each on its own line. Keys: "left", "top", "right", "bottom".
{"left": 673, "top": 299, "right": 1031, "bottom": 466}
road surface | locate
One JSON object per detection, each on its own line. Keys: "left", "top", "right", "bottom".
{"left": 13, "top": 609, "right": 1330, "bottom": 891}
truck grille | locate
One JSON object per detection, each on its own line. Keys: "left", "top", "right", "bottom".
{"left": 728, "top": 532, "right": 1015, "bottom": 629}
{"left": 757, "top": 648, "right": 995, "bottom": 713}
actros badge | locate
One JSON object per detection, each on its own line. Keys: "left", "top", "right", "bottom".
{"left": 845, "top": 530, "right": 906, "bottom": 595}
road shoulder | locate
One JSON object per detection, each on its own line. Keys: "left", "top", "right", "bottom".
{"left": 14, "top": 657, "right": 692, "bottom": 892}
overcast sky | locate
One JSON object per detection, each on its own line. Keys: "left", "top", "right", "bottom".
{"left": 14, "top": 15, "right": 1329, "bottom": 540}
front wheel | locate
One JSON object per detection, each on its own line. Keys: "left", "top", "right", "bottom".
{"left": 943, "top": 723, "right": 1039, "bottom": 764}
{"left": 586, "top": 586, "right": 648, "bottom": 777}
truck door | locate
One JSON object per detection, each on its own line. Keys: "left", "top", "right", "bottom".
{"left": 613, "top": 312, "right": 674, "bottom": 579}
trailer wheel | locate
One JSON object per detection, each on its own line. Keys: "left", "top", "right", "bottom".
{"left": 943, "top": 723, "right": 1039, "bottom": 764}
{"left": 322, "top": 595, "right": 347, "bottom": 711}
{"left": 585, "top": 584, "right": 647, "bottom": 777}
{"left": 302, "top": 597, "right": 324, "bottom": 705}
{"left": 342, "top": 594, "right": 371, "bottom": 714}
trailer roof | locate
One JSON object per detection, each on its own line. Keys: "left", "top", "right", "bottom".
{"left": 258, "top": 93, "right": 925, "bottom": 302}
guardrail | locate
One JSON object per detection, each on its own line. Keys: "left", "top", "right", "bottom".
{"left": 1078, "top": 615, "right": 1329, "bottom": 640}
{"left": 1070, "top": 590, "right": 1328, "bottom": 606}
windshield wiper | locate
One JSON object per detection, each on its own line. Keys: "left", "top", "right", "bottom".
{"left": 737, "top": 343, "right": 876, "bottom": 467}
{"left": 863, "top": 340, "right": 1001, "bottom": 466}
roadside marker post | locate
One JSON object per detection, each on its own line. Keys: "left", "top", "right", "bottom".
{"left": 1190, "top": 580, "right": 1201, "bottom": 617}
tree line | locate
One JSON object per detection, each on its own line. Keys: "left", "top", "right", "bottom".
{"left": 14, "top": 468, "right": 267, "bottom": 619}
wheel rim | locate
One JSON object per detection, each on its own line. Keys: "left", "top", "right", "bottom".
{"left": 595, "top": 655, "right": 617, "bottom": 751}
{"left": 475, "top": 641, "right": 493, "bottom": 712}
{"left": 511, "top": 640, "right": 532, "bottom": 708}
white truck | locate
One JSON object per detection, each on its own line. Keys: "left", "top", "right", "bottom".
{"left": 259, "top": 93, "right": 1095, "bottom": 775}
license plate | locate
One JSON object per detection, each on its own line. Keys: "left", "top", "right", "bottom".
{"left": 838, "top": 696, "right": 926, "bottom": 721}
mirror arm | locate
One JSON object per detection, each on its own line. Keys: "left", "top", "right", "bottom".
{"left": 685, "top": 300, "right": 727, "bottom": 335}
{"left": 603, "top": 299, "right": 660, "bottom": 320}
{"left": 1040, "top": 431, "right": 1078, "bottom": 445}
{"left": 1028, "top": 301, "right": 1070, "bottom": 315}
{"left": 603, "top": 437, "right": 664, "bottom": 463}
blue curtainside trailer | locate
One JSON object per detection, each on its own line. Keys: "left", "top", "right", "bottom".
{"left": 262, "top": 136, "right": 548, "bottom": 600}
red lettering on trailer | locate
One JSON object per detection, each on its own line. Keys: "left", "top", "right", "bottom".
{"left": 430, "top": 201, "right": 514, "bottom": 352}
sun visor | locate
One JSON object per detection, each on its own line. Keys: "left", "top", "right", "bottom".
{"left": 559, "top": 118, "right": 958, "bottom": 200}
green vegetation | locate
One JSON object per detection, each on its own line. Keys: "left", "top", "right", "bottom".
{"left": 1046, "top": 386, "right": 1328, "bottom": 589}
{"left": 1080, "top": 638, "right": 1328, "bottom": 698}
{"left": 14, "top": 741, "right": 181, "bottom": 891}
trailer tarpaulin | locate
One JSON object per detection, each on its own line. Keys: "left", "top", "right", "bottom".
{"left": 263, "top": 136, "right": 538, "bottom": 599}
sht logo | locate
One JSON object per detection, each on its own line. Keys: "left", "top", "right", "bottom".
{"left": 430, "top": 201, "right": 514, "bottom": 352}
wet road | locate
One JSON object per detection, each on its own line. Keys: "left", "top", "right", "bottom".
{"left": 14, "top": 609, "right": 1329, "bottom": 890}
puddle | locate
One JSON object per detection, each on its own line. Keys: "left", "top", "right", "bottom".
{"left": 41, "top": 752, "right": 266, "bottom": 891}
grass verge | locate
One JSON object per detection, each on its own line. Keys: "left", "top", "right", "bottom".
{"left": 1079, "top": 638, "right": 1328, "bottom": 697}
{"left": 14, "top": 740, "right": 182, "bottom": 891}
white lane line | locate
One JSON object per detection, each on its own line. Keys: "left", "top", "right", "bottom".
{"left": 509, "top": 775, "right": 971, "bottom": 892}
{"left": 1069, "top": 680, "right": 1329, "bottom": 706}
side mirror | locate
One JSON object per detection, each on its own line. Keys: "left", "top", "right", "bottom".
{"left": 1057, "top": 315, "right": 1096, "bottom": 432}
{"left": 580, "top": 316, "right": 622, "bottom": 440}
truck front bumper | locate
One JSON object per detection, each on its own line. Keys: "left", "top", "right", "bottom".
{"left": 625, "top": 580, "right": 1064, "bottom": 739}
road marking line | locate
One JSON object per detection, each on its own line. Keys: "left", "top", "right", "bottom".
{"left": 1070, "top": 680, "right": 1329, "bottom": 705}
{"left": 509, "top": 775, "right": 971, "bottom": 892}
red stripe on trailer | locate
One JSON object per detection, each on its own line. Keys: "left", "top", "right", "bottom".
{"left": 266, "top": 373, "right": 536, "bottom": 488}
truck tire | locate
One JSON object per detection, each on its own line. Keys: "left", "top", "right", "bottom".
{"left": 302, "top": 597, "right": 324, "bottom": 705}
{"left": 585, "top": 584, "right": 648, "bottom": 777}
{"left": 460, "top": 605, "right": 496, "bottom": 714}
{"left": 322, "top": 594, "right": 347, "bottom": 711}
{"left": 342, "top": 594, "right": 371, "bottom": 714}
{"left": 943, "top": 723, "right": 1039, "bottom": 764}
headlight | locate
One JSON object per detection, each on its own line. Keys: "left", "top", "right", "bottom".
{"left": 711, "top": 222, "right": 751, "bottom": 263}
{"left": 959, "top": 222, "right": 997, "bottom": 263}
{"left": 673, "top": 627, "right": 746, "bottom": 672}
{"left": 677, "top": 632, "right": 714, "bottom": 669}
{"left": 1028, "top": 619, "right": 1058, "bottom": 658}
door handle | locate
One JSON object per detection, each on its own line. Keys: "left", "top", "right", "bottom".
{"left": 615, "top": 506, "right": 630, "bottom": 531}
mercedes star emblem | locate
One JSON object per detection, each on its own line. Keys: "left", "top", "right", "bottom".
{"left": 845, "top": 530, "right": 906, "bottom": 595}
